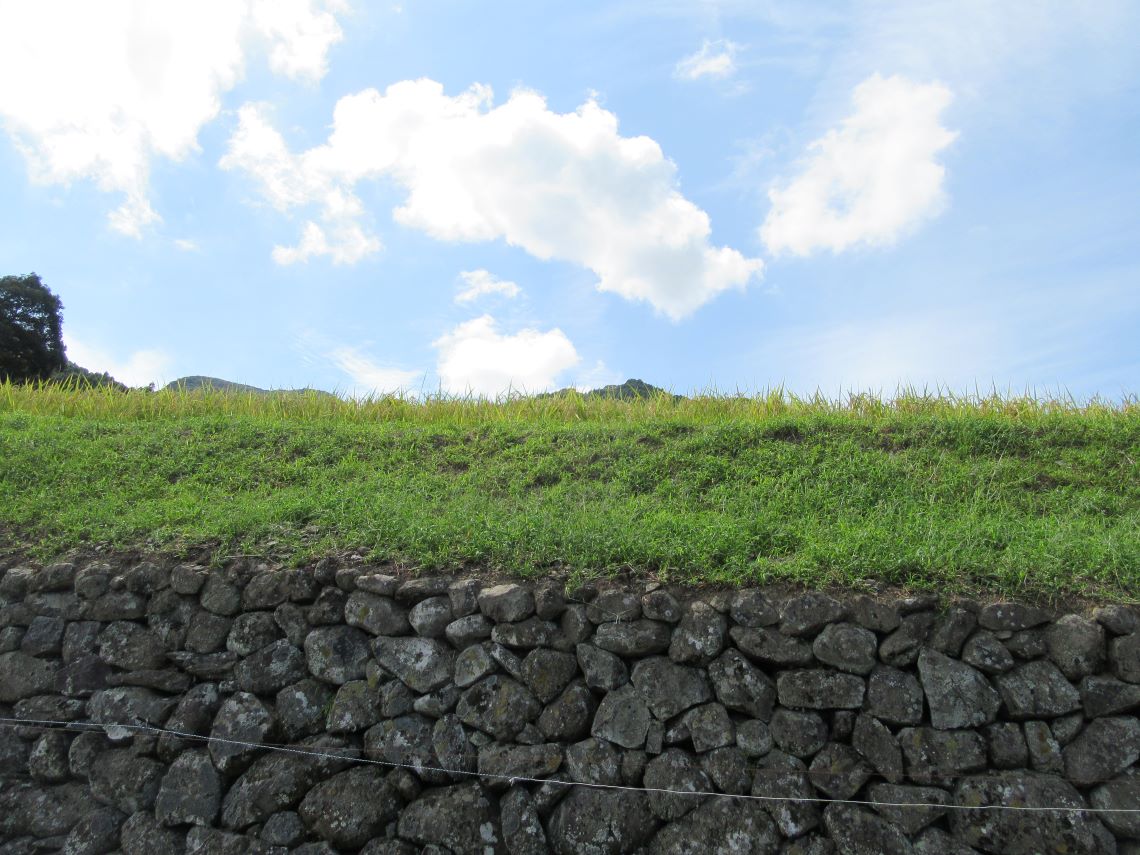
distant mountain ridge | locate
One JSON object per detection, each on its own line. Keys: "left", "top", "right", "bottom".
{"left": 539, "top": 378, "right": 685, "bottom": 401}
{"left": 164, "top": 376, "right": 336, "bottom": 397}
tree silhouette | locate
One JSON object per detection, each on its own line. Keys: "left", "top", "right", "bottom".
{"left": 1, "top": 273, "right": 67, "bottom": 384}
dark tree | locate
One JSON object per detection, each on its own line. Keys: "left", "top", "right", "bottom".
{"left": 1, "top": 273, "right": 67, "bottom": 384}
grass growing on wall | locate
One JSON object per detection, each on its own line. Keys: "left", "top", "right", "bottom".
{"left": 1, "top": 379, "right": 1138, "bottom": 600}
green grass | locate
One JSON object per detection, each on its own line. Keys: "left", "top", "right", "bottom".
{"left": 1, "top": 378, "right": 1138, "bottom": 601}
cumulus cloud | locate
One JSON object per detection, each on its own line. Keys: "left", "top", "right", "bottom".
{"left": 220, "top": 79, "right": 763, "bottom": 319}
{"left": 0, "top": 1, "right": 345, "bottom": 237}
{"left": 432, "top": 314, "right": 580, "bottom": 397}
{"left": 455, "top": 269, "right": 521, "bottom": 304}
{"left": 675, "top": 39, "right": 741, "bottom": 80}
{"left": 760, "top": 73, "right": 957, "bottom": 257}
{"left": 63, "top": 333, "right": 172, "bottom": 388}
{"left": 326, "top": 345, "right": 422, "bottom": 396}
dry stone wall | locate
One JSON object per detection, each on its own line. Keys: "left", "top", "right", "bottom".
{"left": 1, "top": 552, "right": 1139, "bottom": 854}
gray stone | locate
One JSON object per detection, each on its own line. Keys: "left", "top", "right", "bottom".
{"left": 1005, "top": 628, "right": 1047, "bottom": 659}
{"left": 643, "top": 748, "right": 711, "bottom": 820}
{"left": 811, "top": 622, "right": 878, "bottom": 675}
{"left": 752, "top": 751, "right": 820, "bottom": 838}
{"left": 951, "top": 774, "right": 1116, "bottom": 855}
{"left": 849, "top": 594, "right": 901, "bottom": 633}
{"left": 1063, "top": 715, "right": 1140, "bottom": 786}
{"left": 260, "top": 811, "right": 306, "bottom": 847}
{"left": 62, "top": 621, "right": 102, "bottom": 663}
{"left": 0, "top": 651, "right": 58, "bottom": 701}
{"left": 445, "top": 613, "right": 494, "bottom": 648}
{"left": 780, "top": 593, "right": 847, "bottom": 637}
{"left": 985, "top": 722, "right": 1028, "bottom": 769}
{"left": 61, "top": 805, "right": 126, "bottom": 855}
{"left": 918, "top": 648, "right": 1000, "bottom": 729}
{"left": 864, "top": 665, "right": 924, "bottom": 725}
{"left": 777, "top": 669, "right": 865, "bottom": 709}
{"left": 994, "top": 660, "right": 1081, "bottom": 718}
{"left": 821, "top": 803, "right": 911, "bottom": 855}
{"left": 700, "top": 745, "right": 751, "bottom": 794}
{"left": 233, "top": 639, "right": 307, "bottom": 695}
{"left": 220, "top": 750, "right": 322, "bottom": 829}
{"left": 275, "top": 678, "right": 334, "bottom": 741}
{"left": 593, "top": 619, "right": 672, "bottom": 656}
{"left": 345, "top": 591, "right": 410, "bottom": 635}
{"left": 226, "top": 611, "right": 282, "bottom": 655}
{"left": 306, "top": 586, "right": 348, "bottom": 625}
{"left": 184, "top": 825, "right": 252, "bottom": 854}
{"left": 521, "top": 648, "right": 578, "bottom": 703}
{"left": 87, "top": 687, "right": 177, "bottom": 738}
{"left": 650, "top": 794, "right": 779, "bottom": 854}
{"left": 405, "top": 597, "right": 449, "bottom": 638}
{"left": 364, "top": 714, "right": 445, "bottom": 782}
{"left": 184, "top": 609, "right": 232, "bottom": 653}
{"left": 454, "top": 642, "right": 498, "bottom": 688}
{"left": 770, "top": 708, "right": 827, "bottom": 758}
{"left": 477, "top": 742, "right": 562, "bottom": 781}
{"left": 0, "top": 779, "right": 93, "bottom": 839}
{"left": 326, "top": 679, "right": 382, "bottom": 732}
{"left": 356, "top": 572, "right": 400, "bottom": 596}
{"left": 852, "top": 714, "right": 903, "bottom": 784}
{"left": 587, "top": 589, "right": 642, "bottom": 623}
{"left": 577, "top": 642, "right": 629, "bottom": 690}
{"left": 669, "top": 601, "right": 727, "bottom": 664}
{"left": 397, "top": 782, "right": 503, "bottom": 852}
{"left": 199, "top": 574, "right": 241, "bottom": 616}
{"left": 20, "top": 615, "right": 65, "bottom": 656}
{"left": 897, "top": 727, "right": 987, "bottom": 786}
{"left": 299, "top": 766, "right": 402, "bottom": 849}
{"left": 538, "top": 680, "right": 595, "bottom": 742}
{"left": 208, "top": 692, "right": 274, "bottom": 775}
{"left": 1091, "top": 774, "right": 1140, "bottom": 839}
{"left": 119, "top": 810, "right": 185, "bottom": 854}
{"left": 560, "top": 603, "right": 593, "bottom": 643}
{"left": 25, "top": 730, "right": 69, "bottom": 784}
{"left": 1110, "top": 632, "right": 1140, "bottom": 683}
{"left": 535, "top": 580, "right": 566, "bottom": 620}
{"left": 0, "top": 624, "right": 24, "bottom": 653}
{"left": 685, "top": 702, "right": 734, "bottom": 753}
{"left": 548, "top": 786, "right": 657, "bottom": 855}
{"left": 809, "top": 742, "right": 872, "bottom": 799}
{"left": 1023, "top": 720, "right": 1063, "bottom": 773}
{"left": 155, "top": 750, "right": 221, "bottom": 826}
{"left": 1094, "top": 604, "right": 1139, "bottom": 635}
{"left": 379, "top": 678, "right": 416, "bottom": 717}
{"left": 456, "top": 675, "right": 542, "bottom": 740}
{"left": 631, "top": 656, "right": 713, "bottom": 720}
{"left": 730, "top": 626, "right": 814, "bottom": 668}
{"left": 642, "top": 589, "right": 682, "bottom": 623}
{"left": 1046, "top": 614, "right": 1105, "bottom": 679}
{"left": 414, "top": 678, "right": 462, "bottom": 716}
{"left": 707, "top": 649, "right": 776, "bottom": 720}
{"left": 737, "top": 719, "right": 774, "bottom": 758}
{"left": 168, "top": 649, "right": 238, "bottom": 679}
{"left": 372, "top": 636, "right": 455, "bottom": 693}
{"left": 479, "top": 583, "right": 536, "bottom": 623}
{"left": 502, "top": 785, "right": 548, "bottom": 854}
{"left": 432, "top": 713, "right": 477, "bottom": 778}
{"left": 240, "top": 571, "right": 294, "bottom": 609}
{"left": 1051, "top": 710, "right": 1085, "bottom": 745}
{"left": 83, "top": 591, "right": 147, "bottom": 621}
{"left": 303, "top": 626, "right": 371, "bottom": 685}
{"left": 489, "top": 641, "right": 526, "bottom": 679}
{"left": 977, "top": 602, "right": 1051, "bottom": 631}
{"left": 730, "top": 590, "right": 780, "bottom": 628}
{"left": 868, "top": 783, "right": 949, "bottom": 834}
{"left": 592, "top": 683, "right": 651, "bottom": 749}
{"left": 929, "top": 606, "right": 977, "bottom": 656}
{"left": 1080, "top": 674, "right": 1140, "bottom": 716}
{"left": 492, "top": 616, "right": 562, "bottom": 649}
{"left": 171, "top": 563, "right": 208, "bottom": 595}
{"left": 107, "top": 667, "right": 191, "bottom": 694}
{"left": 89, "top": 749, "right": 164, "bottom": 814}
{"left": 879, "top": 612, "right": 935, "bottom": 667}
{"left": 961, "top": 631, "right": 1014, "bottom": 674}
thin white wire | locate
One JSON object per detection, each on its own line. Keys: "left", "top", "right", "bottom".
{"left": 2, "top": 717, "right": 1136, "bottom": 815}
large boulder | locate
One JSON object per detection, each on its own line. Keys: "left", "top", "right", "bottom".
{"left": 917, "top": 648, "right": 1000, "bottom": 729}
{"left": 547, "top": 786, "right": 658, "bottom": 855}
{"left": 299, "top": 766, "right": 403, "bottom": 849}
{"left": 397, "top": 782, "right": 504, "bottom": 853}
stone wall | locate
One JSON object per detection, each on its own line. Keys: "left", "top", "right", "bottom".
{"left": 1, "top": 551, "right": 1139, "bottom": 854}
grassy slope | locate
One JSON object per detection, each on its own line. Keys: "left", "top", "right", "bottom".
{"left": 1, "top": 381, "right": 1138, "bottom": 600}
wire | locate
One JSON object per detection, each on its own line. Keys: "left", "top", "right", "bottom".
{"left": 2, "top": 717, "right": 1135, "bottom": 816}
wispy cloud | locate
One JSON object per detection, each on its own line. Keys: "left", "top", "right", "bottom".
{"left": 674, "top": 39, "right": 741, "bottom": 81}
{"left": 761, "top": 74, "right": 957, "bottom": 257}
{"left": 220, "top": 79, "right": 762, "bottom": 320}
{"left": 455, "top": 269, "right": 521, "bottom": 304}
{"left": 173, "top": 238, "right": 200, "bottom": 252}
{"left": 326, "top": 345, "right": 423, "bottom": 398}
{"left": 63, "top": 333, "right": 172, "bottom": 388}
{"left": 432, "top": 314, "right": 580, "bottom": 397}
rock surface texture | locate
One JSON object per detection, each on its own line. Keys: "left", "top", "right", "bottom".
{"left": 1, "top": 552, "right": 1138, "bottom": 853}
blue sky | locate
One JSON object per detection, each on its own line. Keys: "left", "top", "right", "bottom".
{"left": 1, "top": 0, "right": 1137, "bottom": 403}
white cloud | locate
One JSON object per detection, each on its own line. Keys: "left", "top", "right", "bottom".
{"left": 432, "top": 314, "right": 581, "bottom": 397}
{"left": 455, "top": 269, "right": 521, "bottom": 304}
{"left": 326, "top": 345, "right": 422, "bottom": 397}
{"left": 573, "top": 360, "right": 623, "bottom": 393}
{"left": 760, "top": 73, "right": 957, "bottom": 257}
{"left": 675, "top": 39, "right": 741, "bottom": 80}
{"left": 271, "top": 220, "right": 381, "bottom": 265}
{"left": 220, "top": 79, "right": 763, "bottom": 320}
{"left": 0, "top": 0, "right": 345, "bottom": 237}
{"left": 63, "top": 333, "right": 172, "bottom": 388}
{"left": 173, "top": 238, "right": 199, "bottom": 252}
